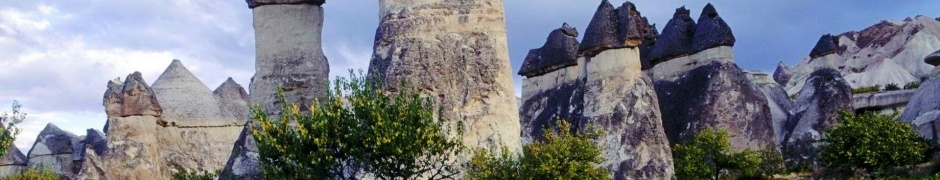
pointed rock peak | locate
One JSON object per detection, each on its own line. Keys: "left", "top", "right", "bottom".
{"left": 650, "top": 5, "right": 697, "bottom": 64}
{"left": 579, "top": 0, "right": 621, "bottom": 57}
{"left": 123, "top": 72, "right": 147, "bottom": 86}
{"left": 153, "top": 59, "right": 210, "bottom": 91}
{"left": 518, "top": 23, "right": 581, "bottom": 77}
{"left": 40, "top": 123, "right": 64, "bottom": 134}
{"left": 925, "top": 50, "right": 940, "bottom": 66}
{"left": 215, "top": 77, "right": 249, "bottom": 101}
{"left": 692, "top": 3, "right": 735, "bottom": 53}
{"left": 777, "top": 61, "right": 788, "bottom": 68}
{"left": 674, "top": 6, "right": 691, "bottom": 17}
{"left": 112, "top": 71, "right": 162, "bottom": 117}
{"left": 559, "top": 23, "right": 578, "bottom": 37}
{"left": 616, "top": 1, "right": 646, "bottom": 46}
{"left": 809, "top": 34, "right": 840, "bottom": 58}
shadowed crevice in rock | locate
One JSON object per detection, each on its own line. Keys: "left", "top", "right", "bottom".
{"left": 691, "top": 3, "right": 735, "bottom": 53}
{"left": 518, "top": 23, "right": 580, "bottom": 77}
{"left": 650, "top": 6, "right": 696, "bottom": 65}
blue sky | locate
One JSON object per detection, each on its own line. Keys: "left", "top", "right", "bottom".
{"left": 0, "top": 0, "right": 937, "bottom": 153}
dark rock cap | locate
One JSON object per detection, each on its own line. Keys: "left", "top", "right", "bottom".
{"left": 650, "top": 6, "right": 696, "bottom": 65}
{"left": 246, "top": 0, "right": 324, "bottom": 9}
{"left": 639, "top": 23, "right": 658, "bottom": 70}
{"left": 519, "top": 23, "right": 581, "bottom": 77}
{"left": 773, "top": 61, "right": 792, "bottom": 85}
{"left": 809, "top": 34, "right": 840, "bottom": 58}
{"left": 616, "top": 2, "right": 645, "bottom": 47}
{"left": 28, "top": 124, "right": 80, "bottom": 157}
{"left": 691, "top": 3, "right": 735, "bottom": 53}
{"left": 579, "top": 0, "right": 622, "bottom": 57}
{"left": 925, "top": 50, "right": 940, "bottom": 66}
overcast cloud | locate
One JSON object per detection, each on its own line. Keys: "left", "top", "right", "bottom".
{"left": 0, "top": 0, "right": 937, "bottom": 154}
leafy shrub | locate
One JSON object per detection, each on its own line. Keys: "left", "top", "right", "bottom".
{"left": 673, "top": 128, "right": 783, "bottom": 180}
{"left": 819, "top": 111, "right": 929, "bottom": 177}
{"left": 0, "top": 101, "right": 23, "bottom": 157}
{"left": 904, "top": 81, "right": 921, "bottom": 90}
{"left": 884, "top": 83, "right": 901, "bottom": 91}
{"left": 1, "top": 168, "right": 60, "bottom": 180}
{"left": 172, "top": 170, "right": 218, "bottom": 180}
{"left": 467, "top": 119, "right": 608, "bottom": 180}
{"left": 852, "top": 85, "right": 881, "bottom": 94}
{"left": 253, "top": 71, "right": 463, "bottom": 179}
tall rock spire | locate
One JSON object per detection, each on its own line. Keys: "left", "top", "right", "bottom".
{"left": 650, "top": 6, "right": 696, "bottom": 65}
{"left": 692, "top": 3, "right": 735, "bottom": 53}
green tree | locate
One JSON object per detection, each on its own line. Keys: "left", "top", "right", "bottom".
{"left": 467, "top": 119, "right": 609, "bottom": 180}
{"left": 673, "top": 128, "right": 781, "bottom": 180}
{"left": 172, "top": 170, "right": 218, "bottom": 180}
{"left": 0, "top": 101, "right": 24, "bottom": 157}
{"left": 1, "top": 168, "right": 59, "bottom": 180}
{"left": 819, "top": 111, "right": 929, "bottom": 176}
{"left": 252, "top": 71, "right": 463, "bottom": 180}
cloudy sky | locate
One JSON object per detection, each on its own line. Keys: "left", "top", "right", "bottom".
{"left": 0, "top": 0, "right": 937, "bottom": 154}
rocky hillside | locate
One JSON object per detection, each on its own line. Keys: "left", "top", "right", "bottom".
{"left": 780, "top": 16, "right": 940, "bottom": 95}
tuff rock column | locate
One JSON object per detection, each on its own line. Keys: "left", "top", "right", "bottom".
{"left": 370, "top": 0, "right": 522, "bottom": 157}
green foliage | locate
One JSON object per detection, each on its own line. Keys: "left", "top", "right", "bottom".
{"left": 819, "top": 111, "right": 929, "bottom": 175}
{"left": 674, "top": 128, "right": 783, "bottom": 180}
{"left": 252, "top": 70, "right": 463, "bottom": 180}
{"left": 0, "top": 101, "right": 23, "bottom": 158}
{"left": 885, "top": 83, "right": 901, "bottom": 91}
{"left": 172, "top": 170, "right": 218, "bottom": 180}
{"left": 852, "top": 85, "right": 882, "bottom": 94}
{"left": 1, "top": 168, "right": 60, "bottom": 180}
{"left": 467, "top": 119, "right": 609, "bottom": 180}
{"left": 904, "top": 81, "right": 921, "bottom": 90}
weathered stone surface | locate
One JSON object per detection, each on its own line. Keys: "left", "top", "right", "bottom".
{"left": 0, "top": 144, "right": 26, "bottom": 178}
{"left": 853, "top": 89, "right": 915, "bottom": 114}
{"left": 104, "top": 72, "right": 162, "bottom": 118}
{"left": 77, "top": 145, "right": 113, "bottom": 180}
{"left": 650, "top": 6, "right": 696, "bottom": 65}
{"left": 518, "top": 23, "right": 580, "bottom": 77}
{"left": 747, "top": 70, "right": 794, "bottom": 146}
{"left": 783, "top": 68, "right": 853, "bottom": 166}
{"left": 219, "top": 125, "right": 261, "bottom": 180}
{"left": 519, "top": 64, "right": 584, "bottom": 144}
{"left": 773, "top": 61, "right": 792, "bottom": 85}
{"left": 654, "top": 60, "right": 776, "bottom": 150}
{"left": 249, "top": 4, "right": 330, "bottom": 115}
{"left": 691, "top": 3, "right": 735, "bottom": 53}
{"left": 152, "top": 60, "right": 228, "bottom": 126}
{"left": 926, "top": 50, "right": 940, "bottom": 66}
{"left": 809, "top": 34, "right": 840, "bottom": 59}
{"left": 26, "top": 123, "right": 82, "bottom": 179}
{"left": 82, "top": 129, "right": 107, "bottom": 158}
{"left": 615, "top": 1, "right": 645, "bottom": 47}
{"left": 901, "top": 66, "right": 940, "bottom": 140}
{"left": 370, "top": 0, "right": 522, "bottom": 158}
{"left": 246, "top": 0, "right": 324, "bottom": 8}
{"left": 581, "top": 47, "right": 675, "bottom": 179}
{"left": 580, "top": 0, "right": 621, "bottom": 57}
{"left": 215, "top": 77, "right": 250, "bottom": 121}
{"left": 639, "top": 23, "right": 658, "bottom": 70}
{"left": 103, "top": 115, "right": 167, "bottom": 180}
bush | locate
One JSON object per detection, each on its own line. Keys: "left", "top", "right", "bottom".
{"left": 467, "top": 119, "right": 608, "bottom": 180}
{"left": 673, "top": 128, "right": 782, "bottom": 180}
{"left": 172, "top": 170, "right": 218, "bottom": 180}
{"left": 904, "top": 81, "right": 921, "bottom": 90}
{"left": 819, "top": 111, "right": 929, "bottom": 177}
{"left": 884, "top": 83, "right": 901, "bottom": 91}
{"left": 0, "top": 101, "right": 23, "bottom": 157}
{"left": 1, "top": 168, "right": 60, "bottom": 180}
{"left": 252, "top": 71, "right": 463, "bottom": 179}
{"left": 852, "top": 85, "right": 881, "bottom": 94}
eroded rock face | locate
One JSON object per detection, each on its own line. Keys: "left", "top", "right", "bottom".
{"left": 747, "top": 71, "right": 794, "bottom": 146}
{"left": 219, "top": 125, "right": 261, "bottom": 180}
{"left": 370, "top": 0, "right": 522, "bottom": 157}
{"left": 104, "top": 72, "right": 162, "bottom": 118}
{"left": 691, "top": 3, "right": 735, "bottom": 53}
{"left": 77, "top": 145, "right": 112, "bottom": 180}
{"left": 26, "top": 124, "right": 82, "bottom": 179}
{"left": 518, "top": 23, "right": 580, "bottom": 77}
{"left": 773, "top": 61, "right": 792, "bottom": 85}
{"left": 926, "top": 50, "right": 940, "bottom": 66}
{"left": 579, "top": 0, "right": 655, "bottom": 57}
{"left": 650, "top": 6, "right": 695, "bottom": 65}
{"left": 100, "top": 72, "right": 167, "bottom": 180}
{"left": 0, "top": 144, "right": 26, "bottom": 178}
{"left": 783, "top": 68, "right": 853, "bottom": 166}
{"left": 900, "top": 63, "right": 940, "bottom": 140}
{"left": 518, "top": 24, "right": 584, "bottom": 144}
{"left": 216, "top": 78, "right": 250, "bottom": 121}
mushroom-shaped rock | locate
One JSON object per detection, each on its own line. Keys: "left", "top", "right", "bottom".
{"left": 773, "top": 61, "right": 792, "bottom": 85}
{"left": 925, "top": 50, "right": 940, "bottom": 66}
{"left": 27, "top": 123, "right": 82, "bottom": 178}
{"left": 809, "top": 34, "right": 840, "bottom": 59}
{"left": 692, "top": 3, "right": 735, "bottom": 53}
{"left": 0, "top": 144, "right": 26, "bottom": 178}
{"left": 151, "top": 60, "right": 224, "bottom": 125}
{"left": 615, "top": 1, "right": 645, "bottom": 47}
{"left": 784, "top": 68, "right": 853, "bottom": 166}
{"left": 246, "top": 0, "right": 324, "bottom": 8}
{"left": 650, "top": 6, "right": 696, "bottom": 65}
{"left": 518, "top": 23, "right": 580, "bottom": 77}
{"left": 215, "top": 77, "right": 250, "bottom": 121}
{"left": 219, "top": 125, "right": 261, "bottom": 180}
{"left": 580, "top": 0, "right": 621, "bottom": 57}
{"left": 106, "top": 72, "right": 162, "bottom": 118}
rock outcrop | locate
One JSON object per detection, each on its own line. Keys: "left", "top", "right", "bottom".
{"left": 900, "top": 51, "right": 940, "bottom": 140}
{"left": 99, "top": 72, "right": 167, "bottom": 179}
{"left": 520, "top": 1, "right": 675, "bottom": 178}
{"left": 0, "top": 144, "right": 26, "bottom": 178}
{"left": 27, "top": 124, "right": 82, "bottom": 179}
{"left": 650, "top": 7, "right": 695, "bottom": 66}
{"left": 517, "top": 23, "right": 580, "bottom": 77}
{"left": 783, "top": 68, "right": 853, "bottom": 166}
{"left": 518, "top": 24, "right": 585, "bottom": 144}
{"left": 649, "top": 4, "right": 776, "bottom": 151}
{"left": 747, "top": 71, "right": 794, "bottom": 146}
{"left": 774, "top": 61, "right": 792, "bottom": 85}
{"left": 784, "top": 15, "right": 940, "bottom": 95}
{"left": 219, "top": 125, "right": 261, "bottom": 180}
{"left": 369, "top": 0, "right": 522, "bottom": 159}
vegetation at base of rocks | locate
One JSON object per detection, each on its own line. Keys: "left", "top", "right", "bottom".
{"left": 172, "top": 170, "right": 219, "bottom": 180}
{"left": 904, "top": 81, "right": 921, "bottom": 90}
{"left": 252, "top": 70, "right": 463, "bottom": 180}
{"left": 0, "top": 168, "right": 60, "bottom": 180}
{"left": 818, "top": 111, "right": 930, "bottom": 178}
{"left": 852, "top": 85, "right": 882, "bottom": 94}
{"left": 884, "top": 83, "right": 901, "bottom": 91}
{"left": 0, "top": 101, "right": 23, "bottom": 157}
{"left": 466, "top": 119, "right": 609, "bottom": 180}
{"left": 673, "top": 128, "right": 785, "bottom": 180}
